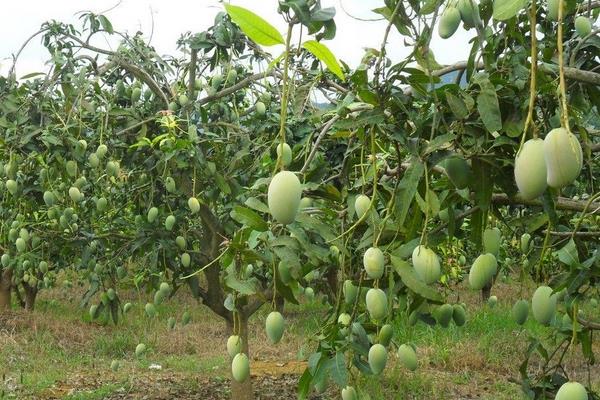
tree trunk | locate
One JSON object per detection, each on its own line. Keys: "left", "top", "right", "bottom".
{"left": 0, "top": 268, "right": 12, "bottom": 310}
{"left": 227, "top": 312, "right": 254, "bottom": 400}
{"left": 23, "top": 282, "right": 38, "bottom": 311}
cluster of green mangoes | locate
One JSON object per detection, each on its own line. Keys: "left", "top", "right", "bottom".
{"left": 439, "top": 0, "right": 480, "bottom": 39}
{"left": 515, "top": 128, "right": 583, "bottom": 200}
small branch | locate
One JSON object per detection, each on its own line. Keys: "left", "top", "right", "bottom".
{"left": 578, "top": 315, "right": 600, "bottom": 330}
{"left": 300, "top": 115, "right": 340, "bottom": 174}
{"left": 197, "top": 71, "right": 279, "bottom": 106}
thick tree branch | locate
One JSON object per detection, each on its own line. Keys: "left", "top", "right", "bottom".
{"left": 431, "top": 61, "right": 600, "bottom": 86}
{"left": 491, "top": 193, "right": 600, "bottom": 213}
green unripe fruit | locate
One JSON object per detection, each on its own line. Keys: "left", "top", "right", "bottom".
{"left": 547, "top": 0, "right": 564, "bottom": 21}
{"left": 194, "top": 78, "right": 202, "bottom": 90}
{"left": 412, "top": 245, "right": 441, "bottom": 284}
{"left": 106, "top": 161, "right": 120, "bottom": 177}
{"left": 96, "top": 197, "right": 108, "bottom": 212}
{"left": 515, "top": 138, "right": 547, "bottom": 200}
{"left": 69, "top": 187, "right": 82, "bottom": 202}
{"left": 457, "top": 0, "right": 479, "bottom": 26}
{"left": 343, "top": 280, "right": 358, "bottom": 304}
{"left": 532, "top": 286, "right": 557, "bottom": 325}
{"left": 277, "top": 262, "right": 292, "bottom": 285}
{"left": 131, "top": 87, "right": 142, "bottom": 103}
{"left": 458, "top": 255, "right": 466, "bottom": 265}
{"left": 159, "top": 282, "right": 171, "bottom": 294}
{"left": 107, "top": 288, "right": 116, "bottom": 301}
{"left": 165, "top": 215, "right": 176, "bottom": 230}
{"left": 145, "top": 303, "right": 157, "bottom": 318}
{"left": 147, "top": 207, "right": 158, "bottom": 223}
{"left": 439, "top": 7, "right": 462, "bottom": 39}
{"left": 96, "top": 144, "right": 108, "bottom": 158}
{"left": 181, "top": 253, "right": 191, "bottom": 267}
{"left": 168, "top": 317, "right": 176, "bottom": 330}
{"left": 267, "top": 171, "right": 302, "bottom": 225}
{"left": 452, "top": 304, "right": 467, "bottom": 326}
{"left": 66, "top": 161, "right": 78, "bottom": 177}
{"left": 363, "top": 247, "right": 385, "bottom": 279}
{"left": 116, "top": 266, "right": 127, "bottom": 279}
{"left": 19, "top": 228, "right": 29, "bottom": 242}
{"left": 43, "top": 191, "right": 55, "bottom": 206}
{"left": 488, "top": 295, "right": 498, "bottom": 308}
{"left": 168, "top": 101, "right": 179, "bottom": 112}
{"left": 544, "top": 128, "right": 583, "bottom": 189}
{"left": 341, "top": 386, "right": 358, "bottom": 400}
{"left": 378, "top": 324, "right": 393, "bottom": 346}
{"left": 211, "top": 74, "right": 223, "bottom": 88}
{"left": 575, "top": 16, "right": 592, "bottom": 37}
{"left": 89, "top": 304, "right": 98, "bottom": 319}
{"left": 368, "top": 344, "right": 388, "bottom": 375}
{"left": 555, "top": 381, "right": 588, "bottom": 400}
{"left": 436, "top": 304, "right": 454, "bottom": 327}
{"left": 165, "top": 177, "right": 176, "bottom": 193}
{"left": 135, "top": 343, "right": 146, "bottom": 357}
{"left": 444, "top": 155, "right": 472, "bottom": 189}
{"left": 226, "top": 69, "right": 237, "bottom": 84}
{"left": 231, "top": 353, "right": 250, "bottom": 383}
{"left": 468, "top": 253, "right": 497, "bottom": 290}
{"left": 397, "top": 344, "right": 418, "bottom": 371}
{"left": 88, "top": 153, "right": 100, "bottom": 168}
{"left": 590, "top": 298, "right": 598, "bottom": 307}
{"left": 188, "top": 197, "right": 200, "bottom": 214}
{"left": 154, "top": 290, "right": 165, "bottom": 305}
{"left": 337, "top": 313, "right": 351, "bottom": 326}
{"left": 304, "top": 287, "right": 314, "bottom": 300}
{"left": 265, "top": 311, "right": 285, "bottom": 344}
{"left": 483, "top": 227, "right": 501, "bottom": 256}
{"left": 6, "top": 179, "right": 18, "bottom": 195}
{"left": 178, "top": 94, "right": 189, "bottom": 106}
{"left": 1, "top": 254, "right": 9, "bottom": 267}
{"left": 354, "top": 194, "right": 371, "bottom": 219}
{"left": 227, "top": 335, "right": 242, "bottom": 358}
{"left": 255, "top": 101, "right": 266, "bottom": 115}
{"left": 182, "top": 311, "right": 191, "bottom": 325}
{"left": 16, "top": 238, "right": 26, "bottom": 253}
{"left": 261, "top": 92, "right": 272, "bottom": 104}
{"left": 110, "top": 360, "right": 120, "bottom": 372}
{"left": 299, "top": 197, "right": 312, "bottom": 209}
{"left": 39, "top": 261, "right": 48, "bottom": 273}
{"left": 8, "top": 228, "right": 18, "bottom": 241}
{"left": 276, "top": 143, "right": 292, "bottom": 167}
{"left": 175, "top": 236, "right": 186, "bottom": 250}
{"left": 366, "top": 288, "right": 388, "bottom": 320}
{"left": 520, "top": 233, "right": 531, "bottom": 253}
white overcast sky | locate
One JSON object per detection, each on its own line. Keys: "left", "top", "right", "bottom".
{"left": 0, "top": 0, "right": 476, "bottom": 78}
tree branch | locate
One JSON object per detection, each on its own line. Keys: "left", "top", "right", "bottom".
{"left": 197, "top": 71, "right": 280, "bottom": 106}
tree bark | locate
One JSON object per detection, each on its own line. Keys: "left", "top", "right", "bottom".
{"left": 22, "top": 281, "right": 38, "bottom": 311}
{"left": 227, "top": 312, "right": 254, "bottom": 400}
{"left": 0, "top": 268, "right": 12, "bottom": 310}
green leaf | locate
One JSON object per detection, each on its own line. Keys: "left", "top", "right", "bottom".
{"left": 230, "top": 206, "right": 268, "bottom": 232}
{"left": 328, "top": 353, "right": 348, "bottom": 387}
{"left": 244, "top": 197, "right": 269, "bottom": 214}
{"left": 555, "top": 239, "right": 579, "bottom": 267}
{"left": 224, "top": 4, "right": 284, "bottom": 46}
{"left": 302, "top": 40, "right": 345, "bottom": 81}
{"left": 394, "top": 158, "right": 424, "bottom": 227}
{"left": 390, "top": 255, "right": 442, "bottom": 302}
{"left": 445, "top": 92, "right": 468, "bottom": 119}
{"left": 475, "top": 75, "right": 503, "bottom": 133}
{"left": 493, "top": 0, "right": 528, "bottom": 21}
{"left": 224, "top": 274, "right": 259, "bottom": 295}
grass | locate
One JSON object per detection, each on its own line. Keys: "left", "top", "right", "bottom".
{"left": 1, "top": 277, "right": 599, "bottom": 399}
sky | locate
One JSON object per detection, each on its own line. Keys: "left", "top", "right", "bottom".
{"left": 0, "top": 0, "right": 476, "bottom": 79}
